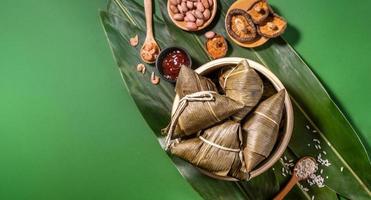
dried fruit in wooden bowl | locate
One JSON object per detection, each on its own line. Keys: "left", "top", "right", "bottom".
{"left": 247, "top": 0, "right": 270, "bottom": 24}
{"left": 205, "top": 35, "right": 228, "bottom": 59}
{"left": 226, "top": 9, "right": 257, "bottom": 42}
{"left": 257, "top": 14, "right": 287, "bottom": 38}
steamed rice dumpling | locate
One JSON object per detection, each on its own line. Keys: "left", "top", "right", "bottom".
{"left": 171, "top": 120, "right": 248, "bottom": 180}
{"left": 176, "top": 66, "right": 218, "bottom": 98}
{"left": 172, "top": 92, "right": 244, "bottom": 138}
{"left": 219, "top": 60, "right": 264, "bottom": 121}
{"left": 242, "top": 90, "right": 285, "bottom": 172}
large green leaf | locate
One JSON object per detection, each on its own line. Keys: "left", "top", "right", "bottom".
{"left": 100, "top": 0, "right": 371, "bottom": 199}
{"left": 101, "top": 4, "right": 277, "bottom": 199}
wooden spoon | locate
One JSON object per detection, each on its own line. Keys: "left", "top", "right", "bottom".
{"left": 274, "top": 157, "right": 317, "bottom": 200}
{"left": 140, "top": 0, "right": 160, "bottom": 64}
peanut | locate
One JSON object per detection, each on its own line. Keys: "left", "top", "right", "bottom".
{"left": 194, "top": 10, "right": 203, "bottom": 19}
{"left": 203, "top": 9, "right": 211, "bottom": 20}
{"left": 185, "top": 12, "right": 196, "bottom": 22}
{"left": 201, "top": 0, "right": 209, "bottom": 9}
{"left": 170, "top": 0, "right": 177, "bottom": 5}
{"left": 196, "top": 18, "right": 204, "bottom": 27}
{"left": 170, "top": 5, "right": 179, "bottom": 14}
{"left": 186, "top": 1, "right": 193, "bottom": 9}
{"left": 196, "top": 2, "right": 205, "bottom": 12}
{"left": 173, "top": 13, "right": 184, "bottom": 21}
{"left": 185, "top": 22, "right": 197, "bottom": 30}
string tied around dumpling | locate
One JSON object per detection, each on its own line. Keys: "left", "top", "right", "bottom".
{"left": 165, "top": 91, "right": 217, "bottom": 150}
{"left": 198, "top": 127, "right": 249, "bottom": 179}
{"left": 199, "top": 136, "right": 240, "bottom": 152}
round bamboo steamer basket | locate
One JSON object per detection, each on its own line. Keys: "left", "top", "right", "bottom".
{"left": 171, "top": 57, "right": 294, "bottom": 181}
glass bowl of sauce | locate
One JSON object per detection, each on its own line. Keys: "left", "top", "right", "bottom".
{"left": 156, "top": 47, "right": 192, "bottom": 83}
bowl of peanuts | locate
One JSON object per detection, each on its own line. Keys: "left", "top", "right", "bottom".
{"left": 167, "top": 0, "right": 217, "bottom": 31}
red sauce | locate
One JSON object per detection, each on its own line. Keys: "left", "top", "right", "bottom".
{"left": 161, "top": 49, "right": 190, "bottom": 81}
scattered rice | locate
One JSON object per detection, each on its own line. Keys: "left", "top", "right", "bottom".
{"left": 323, "top": 151, "right": 327, "bottom": 155}
{"left": 317, "top": 154, "right": 331, "bottom": 167}
{"left": 313, "top": 139, "right": 320, "bottom": 143}
{"left": 298, "top": 184, "right": 309, "bottom": 192}
{"left": 308, "top": 173, "right": 325, "bottom": 188}
{"left": 340, "top": 167, "right": 344, "bottom": 172}
{"left": 306, "top": 125, "right": 310, "bottom": 130}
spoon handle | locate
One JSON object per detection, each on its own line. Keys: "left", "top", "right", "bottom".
{"left": 144, "top": 0, "right": 153, "bottom": 40}
{"left": 273, "top": 174, "right": 299, "bottom": 200}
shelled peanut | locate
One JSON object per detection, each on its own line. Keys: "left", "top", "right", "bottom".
{"left": 169, "top": 0, "right": 213, "bottom": 31}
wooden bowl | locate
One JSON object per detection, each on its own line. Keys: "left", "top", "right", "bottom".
{"left": 225, "top": 0, "right": 269, "bottom": 48}
{"left": 171, "top": 57, "right": 294, "bottom": 181}
{"left": 167, "top": 0, "right": 217, "bottom": 32}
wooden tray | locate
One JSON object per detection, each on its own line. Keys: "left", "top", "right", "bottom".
{"left": 225, "top": 0, "right": 269, "bottom": 48}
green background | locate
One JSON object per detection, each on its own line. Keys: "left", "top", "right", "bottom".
{"left": 0, "top": 0, "right": 369, "bottom": 199}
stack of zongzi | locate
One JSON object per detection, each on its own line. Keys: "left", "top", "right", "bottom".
{"left": 165, "top": 60, "right": 287, "bottom": 180}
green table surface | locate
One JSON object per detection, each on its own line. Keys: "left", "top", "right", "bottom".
{"left": 0, "top": 0, "right": 370, "bottom": 199}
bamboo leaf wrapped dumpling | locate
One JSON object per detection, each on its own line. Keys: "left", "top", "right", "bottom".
{"left": 242, "top": 90, "right": 285, "bottom": 172}
{"left": 219, "top": 60, "right": 264, "bottom": 121}
{"left": 170, "top": 120, "right": 248, "bottom": 180}
{"left": 172, "top": 92, "right": 244, "bottom": 138}
{"left": 176, "top": 66, "right": 218, "bottom": 98}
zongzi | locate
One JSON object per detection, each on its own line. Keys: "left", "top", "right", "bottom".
{"left": 170, "top": 120, "right": 248, "bottom": 180}
{"left": 219, "top": 60, "right": 264, "bottom": 121}
{"left": 171, "top": 91, "right": 244, "bottom": 139}
{"left": 242, "top": 90, "right": 285, "bottom": 172}
{"left": 175, "top": 66, "right": 218, "bottom": 98}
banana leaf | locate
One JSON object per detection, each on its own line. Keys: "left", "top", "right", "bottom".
{"left": 100, "top": 0, "right": 371, "bottom": 199}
